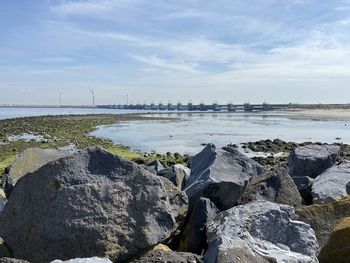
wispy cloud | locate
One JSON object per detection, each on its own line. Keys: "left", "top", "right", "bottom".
{"left": 131, "top": 55, "right": 199, "bottom": 73}
{"left": 33, "top": 57, "right": 75, "bottom": 63}
{"left": 51, "top": 0, "right": 139, "bottom": 16}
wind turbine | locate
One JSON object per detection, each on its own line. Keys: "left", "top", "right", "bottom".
{"left": 89, "top": 88, "right": 95, "bottom": 107}
{"left": 59, "top": 91, "right": 63, "bottom": 107}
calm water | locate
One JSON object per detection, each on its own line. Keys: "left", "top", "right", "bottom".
{"left": 0, "top": 107, "right": 142, "bottom": 120}
{"left": 92, "top": 112, "right": 350, "bottom": 155}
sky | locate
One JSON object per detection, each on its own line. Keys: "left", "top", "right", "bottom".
{"left": 0, "top": 0, "right": 350, "bottom": 105}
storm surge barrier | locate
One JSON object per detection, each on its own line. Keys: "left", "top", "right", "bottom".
{"left": 97, "top": 102, "right": 291, "bottom": 112}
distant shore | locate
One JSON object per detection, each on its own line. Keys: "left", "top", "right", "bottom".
{"left": 284, "top": 109, "right": 350, "bottom": 121}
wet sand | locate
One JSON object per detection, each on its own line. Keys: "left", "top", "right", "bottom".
{"left": 284, "top": 109, "right": 350, "bottom": 121}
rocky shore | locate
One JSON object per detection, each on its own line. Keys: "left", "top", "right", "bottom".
{"left": 1, "top": 140, "right": 350, "bottom": 262}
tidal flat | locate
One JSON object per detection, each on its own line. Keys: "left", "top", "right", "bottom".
{"left": 0, "top": 114, "right": 188, "bottom": 179}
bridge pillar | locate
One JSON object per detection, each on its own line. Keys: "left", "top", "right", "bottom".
{"left": 167, "top": 103, "right": 174, "bottom": 110}
{"left": 262, "top": 102, "right": 270, "bottom": 111}
{"left": 151, "top": 103, "right": 157, "bottom": 110}
{"left": 244, "top": 103, "right": 253, "bottom": 112}
{"left": 227, "top": 103, "right": 236, "bottom": 111}
{"left": 177, "top": 103, "right": 182, "bottom": 111}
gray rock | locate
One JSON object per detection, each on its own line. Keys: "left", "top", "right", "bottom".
{"left": 144, "top": 160, "right": 165, "bottom": 174}
{"left": 130, "top": 249, "right": 203, "bottom": 263}
{"left": 179, "top": 198, "right": 218, "bottom": 254}
{"left": 51, "top": 257, "right": 112, "bottom": 263}
{"left": 288, "top": 145, "right": 340, "bottom": 178}
{"left": 0, "top": 237, "right": 12, "bottom": 258}
{"left": 184, "top": 144, "right": 266, "bottom": 211}
{"left": 157, "top": 177, "right": 189, "bottom": 245}
{"left": 0, "top": 259, "right": 30, "bottom": 263}
{"left": 204, "top": 236, "right": 270, "bottom": 263}
{"left": 173, "top": 164, "right": 191, "bottom": 182}
{"left": 157, "top": 164, "right": 190, "bottom": 189}
{"left": 311, "top": 161, "right": 350, "bottom": 204}
{"left": 4, "top": 148, "right": 72, "bottom": 197}
{"left": 237, "top": 166, "right": 302, "bottom": 207}
{"left": 0, "top": 189, "right": 6, "bottom": 212}
{"left": 204, "top": 201, "right": 319, "bottom": 263}
{"left": 292, "top": 176, "right": 314, "bottom": 204}
{"left": 0, "top": 148, "right": 188, "bottom": 263}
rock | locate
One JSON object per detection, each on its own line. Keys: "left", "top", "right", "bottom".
{"left": 149, "top": 244, "right": 172, "bottom": 252}
{"left": 0, "top": 148, "right": 188, "bottom": 263}
{"left": 204, "top": 236, "right": 270, "bottom": 263}
{"left": 311, "top": 162, "right": 350, "bottom": 204}
{"left": 157, "top": 177, "right": 189, "bottom": 245}
{"left": 184, "top": 144, "right": 266, "bottom": 211}
{"left": 0, "top": 259, "right": 30, "bottom": 263}
{"left": 51, "top": 258, "right": 112, "bottom": 263}
{"left": 0, "top": 189, "right": 6, "bottom": 212}
{"left": 0, "top": 237, "right": 12, "bottom": 258}
{"left": 179, "top": 198, "right": 218, "bottom": 254}
{"left": 292, "top": 176, "right": 314, "bottom": 204}
{"left": 157, "top": 164, "right": 190, "bottom": 189}
{"left": 318, "top": 217, "right": 350, "bottom": 263}
{"left": 296, "top": 196, "right": 350, "bottom": 248}
{"left": 173, "top": 164, "right": 191, "bottom": 185}
{"left": 205, "top": 201, "right": 319, "bottom": 263}
{"left": 4, "top": 148, "right": 72, "bottom": 197}
{"left": 130, "top": 249, "right": 203, "bottom": 263}
{"left": 237, "top": 166, "right": 302, "bottom": 207}
{"left": 347, "top": 181, "right": 350, "bottom": 195}
{"left": 144, "top": 160, "right": 165, "bottom": 174}
{"left": 288, "top": 145, "right": 340, "bottom": 178}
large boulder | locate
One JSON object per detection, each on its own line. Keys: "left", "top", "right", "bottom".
{"left": 237, "top": 166, "right": 302, "bottom": 207}
{"left": 4, "top": 148, "right": 72, "bottom": 197}
{"left": 318, "top": 217, "right": 350, "bottom": 263}
{"left": 130, "top": 249, "right": 203, "bottom": 263}
{"left": 184, "top": 144, "right": 266, "bottom": 211}
{"left": 296, "top": 196, "right": 350, "bottom": 248}
{"left": 311, "top": 162, "right": 350, "bottom": 204}
{"left": 288, "top": 145, "right": 340, "bottom": 178}
{"left": 0, "top": 148, "right": 188, "bottom": 263}
{"left": 179, "top": 197, "right": 218, "bottom": 254}
{"left": 204, "top": 201, "right": 319, "bottom": 263}
{"left": 51, "top": 258, "right": 112, "bottom": 263}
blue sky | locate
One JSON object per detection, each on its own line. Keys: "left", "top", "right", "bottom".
{"left": 1, "top": 0, "right": 350, "bottom": 105}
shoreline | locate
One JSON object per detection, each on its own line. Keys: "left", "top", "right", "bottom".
{"left": 1, "top": 112, "right": 350, "bottom": 178}
{"left": 283, "top": 109, "right": 350, "bottom": 121}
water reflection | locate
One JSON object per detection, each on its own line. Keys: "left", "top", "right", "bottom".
{"left": 92, "top": 112, "right": 350, "bottom": 155}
